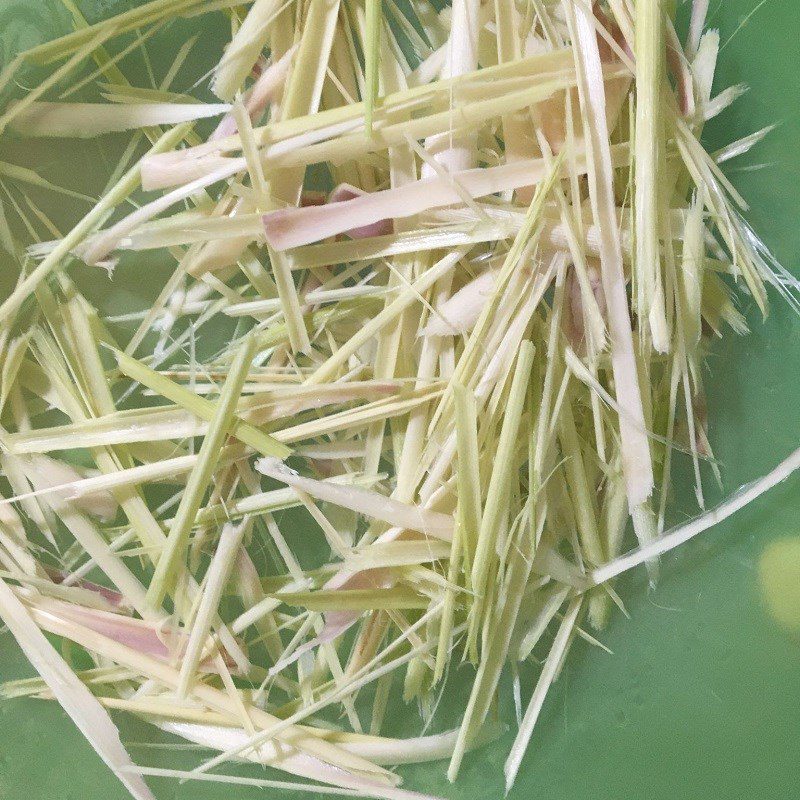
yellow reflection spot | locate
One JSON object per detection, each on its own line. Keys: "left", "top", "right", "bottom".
{"left": 758, "top": 537, "right": 800, "bottom": 632}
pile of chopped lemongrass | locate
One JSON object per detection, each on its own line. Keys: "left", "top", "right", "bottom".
{"left": 1, "top": 0, "right": 799, "bottom": 798}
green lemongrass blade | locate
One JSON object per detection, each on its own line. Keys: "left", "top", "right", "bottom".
{"left": 123, "top": 766, "right": 362, "bottom": 795}
{"left": 306, "top": 247, "right": 468, "bottom": 385}
{"left": 112, "top": 348, "right": 290, "bottom": 459}
{"left": 6, "top": 407, "right": 204, "bottom": 453}
{"left": 273, "top": 385, "right": 443, "bottom": 444}
{"left": 231, "top": 98, "right": 269, "bottom": 208}
{"left": 146, "top": 336, "right": 257, "bottom": 607}
{"left": 558, "top": 394, "right": 607, "bottom": 627}
{"left": 468, "top": 341, "right": 535, "bottom": 649}
{"left": 211, "top": 0, "right": 285, "bottom": 101}
{"left": 190, "top": 604, "right": 447, "bottom": 776}
{"left": 0, "top": 569, "right": 122, "bottom": 613}
{"left": 0, "top": 454, "right": 197, "bottom": 510}
{"left": 0, "top": 123, "right": 189, "bottom": 322}
{"left": 504, "top": 597, "right": 582, "bottom": 791}
{"left": 448, "top": 514, "right": 535, "bottom": 781}
{"left": 1, "top": 666, "right": 133, "bottom": 700}
{"left": 265, "top": 0, "right": 342, "bottom": 353}
{"left": 453, "top": 383, "right": 482, "bottom": 582}
{"left": 0, "top": 333, "right": 32, "bottom": 415}
{"left": 6, "top": 420, "right": 153, "bottom": 616}
{"left": 434, "top": 382, "right": 481, "bottom": 680}
{"left": 564, "top": 0, "right": 655, "bottom": 519}
{"left": 430, "top": 154, "right": 564, "bottom": 437}
{"left": 364, "top": 0, "right": 382, "bottom": 135}
{"left": 22, "top": 0, "right": 211, "bottom": 65}
{"left": 56, "top": 295, "right": 168, "bottom": 555}
{"left": 158, "top": 48, "right": 575, "bottom": 165}
{"left": 0, "top": 27, "right": 115, "bottom": 135}
{"left": 0, "top": 161, "right": 94, "bottom": 203}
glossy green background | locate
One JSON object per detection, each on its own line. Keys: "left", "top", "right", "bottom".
{"left": 1, "top": 1, "right": 799, "bottom": 798}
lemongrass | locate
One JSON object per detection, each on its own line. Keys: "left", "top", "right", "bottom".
{"left": 1, "top": 3, "right": 797, "bottom": 799}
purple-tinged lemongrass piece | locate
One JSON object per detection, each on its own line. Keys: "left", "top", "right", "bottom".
{"left": 6, "top": 102, "right": 231, "bottom": 138}
{"left": 262, "top": 145, "right": 628, "bottom": 250}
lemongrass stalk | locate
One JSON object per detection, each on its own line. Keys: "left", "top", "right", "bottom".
{"left": 231, "top": 98, "right": 270, "bottom": 208}
{"left": 274, "top": 587, "right": 431, "bottom": 612}
{"left": 451, "top": 382, "right": 482, "bottom": 581}
{"left": 364, "top": 0, "right": 382, "bottom": 135}
{"left": 448, "top": 512, "right": 535, "bottom": 781}
{"left": 24, "top": 467, "right": 152, "bottom": 618}
{"left": 265, "top": 0, "right": 341, "bottom": 353}
{"left": 256, "top": 457, "right": 453, "bottom": 538}
{"left": 0, "top": 454, "right": 198, "bottom": 511}
{"left": 122, "top": 765, "right": 364, "bottom": 796}
{"left": 344, "top": 540, "right": 452, "bottom": 569}
{"left": 422, "top": 0, "right": 480, "bottom": 174}
{"left": 144, "top": 47, "right": 575, "bottom": 168}
{"left": 427, "top": 156, "right": 563, "bottom": 442}
{"left": 557, "top": 392, "right": 606, "bottom": 627}
{"left": 493, "top": 0, "right": 537, "bottom": 168}
{"left": 305, "top": 247, "right": 468, "bottom": 385}
{"left": 516, "top": 585, "right": 570, "bottom": 661}
{"left": 190, "top": 607, "right": 449, "bottom": 777}
{"left": 31, "top": 608, "right": 393, "bottom": 785}
{"left": 147, "top": 336, "right": 257, "bottom": 606}
{"left": 22, "top": 0, "right": 207, "bottom": 65}
{"left": 362, "top": 25, "right": 419, "bottom": 476}
{"left": 195, "top": 473, "right": 380, "bottom": 526}
{"left": 0, "top": 28, "right": 115, "bottom": 135}
{"left": 7, "top": 102, "right": 230, "bottom": 138}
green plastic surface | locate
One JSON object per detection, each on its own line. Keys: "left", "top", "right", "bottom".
{"left": 1, "top": 1, "right": 799, "bottom": 798}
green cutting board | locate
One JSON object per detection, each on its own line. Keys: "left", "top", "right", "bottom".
{"left": 0, "top": 1, "right": 798, "bottom": 798}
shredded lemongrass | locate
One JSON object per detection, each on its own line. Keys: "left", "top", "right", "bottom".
{"left": 0, "top": 2, "right": 797, "bottom": 799}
